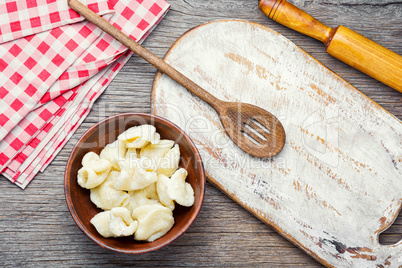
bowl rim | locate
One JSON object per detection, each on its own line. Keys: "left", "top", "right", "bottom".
{"left": 64, "top": 112, "right": 205, "bottom": 254}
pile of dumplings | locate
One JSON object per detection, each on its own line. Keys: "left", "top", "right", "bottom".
{"left": 76, "top": 124, "right": 195, "bottom": 242}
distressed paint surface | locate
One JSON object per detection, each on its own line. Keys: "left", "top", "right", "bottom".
{"left": 151, "top": 20, "right": 402, "bottom": 267}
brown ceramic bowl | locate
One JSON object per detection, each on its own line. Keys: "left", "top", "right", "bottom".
{"left": 65, "top": 113, "right": 205, "bottom": 254}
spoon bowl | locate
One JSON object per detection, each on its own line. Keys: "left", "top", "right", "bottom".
{"left": 218, "top": 102, "right": 285, "bottom": 158}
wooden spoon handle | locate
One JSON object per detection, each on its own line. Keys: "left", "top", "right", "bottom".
{"left": 259, "top": 0, "right": 402, "bottom": 93}
{"left": 68, "top": 0, "right": 222, "bottom": 108}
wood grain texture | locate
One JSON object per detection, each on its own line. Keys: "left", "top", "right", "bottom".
{"left": 0, "top": 0, "right": 401, "bottom": 267}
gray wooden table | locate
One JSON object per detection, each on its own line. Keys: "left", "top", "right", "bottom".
{"left": 1, "top": 0, "right": 401, "bottom": 267}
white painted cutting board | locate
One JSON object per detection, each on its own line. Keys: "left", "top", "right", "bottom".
{"left": 151, "top": 20, "right": 402, "bottom": 267}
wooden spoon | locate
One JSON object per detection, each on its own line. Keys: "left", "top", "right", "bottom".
{"left": 68, "top": 0, "right": 285, "bottom": 158}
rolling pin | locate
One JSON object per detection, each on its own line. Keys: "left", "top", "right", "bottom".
{"left": 259, "top": 0, "right": 402, "bottom": 93}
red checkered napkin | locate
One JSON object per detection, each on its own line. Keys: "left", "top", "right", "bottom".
{"left": 0, "top": 0, "right": 113, "bottom": 43}
{"left": 0, "top": 20, "right": 104, "bottom": 141}
{"left": 0, "top": 0, "right": 170, "bottom": 188}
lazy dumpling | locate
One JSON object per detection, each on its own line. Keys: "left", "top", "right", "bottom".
{"left": 143, "top": 181, "right": 159, "bottom": 200}
{"left": 100, "top": 140, "right": 127, "bottom": 171}
{"left": 132, "top": 204, "right": 174, "bottom": 242}
{"left": 125, "top": 184, "right": 160, "bottom": 213}
{"left": 139, "top": 140, "right": 175, "bottom": 173}
{"left": 118, "top": 125, "right": 160, "bottom": 149}
{"left": 140, "top": 139, "right": 174, "bottom": 159}
{"left": 90, "top": 211, "right": 114, "bottom": 238}
{"left": 90, "top": 171, "right": 130, "bottom": 210}
{"left": 109, "top": 207, "right": 138, "bottom": 237}
{"left": 168, "top": 168, "right": 194, "bottom": 207}
{"left": 156, "top": 144, "right": 180, "bottom": 177}
{"left": 156, "top": 174, "right": 175, "bottom": 211}
{"left": 114, "top": 158, "right": 158, "bottom": 191}
{"left": 77, "top": 152, "right": 112, "bottom": 189}
{"left": 90, "top": 207, "right": 138, "bottom": 238}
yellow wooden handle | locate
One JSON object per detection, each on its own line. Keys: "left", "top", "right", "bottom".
{"left": 259, "top": 0, "right": 402, "bottom": 93}
{"left": 327, "top": 26, "right": 402, "bottom": 93}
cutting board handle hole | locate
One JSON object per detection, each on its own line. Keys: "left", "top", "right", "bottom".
{"left": 379, "top": 209, "right": 402, "bottom": 246}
